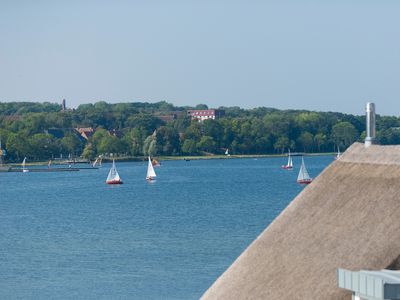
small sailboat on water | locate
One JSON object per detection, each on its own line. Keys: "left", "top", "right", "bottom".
{"left": 335, "top": 146, "right": 341, "bottom": 160}
{"left": 22, "top": 157, "right": 29, "bottom": 173}
{"left": 225, "top": 148, "right": 231, "bottom": 156}
{"left": 297, "top": 156, "right": 312, "bottom": 184}
{"left": 92, "top": 157, "right": 99, "bottom": 167}
{"left": 146, "top": 156, "right": 157, "bottom": 181}
{"left": 106, "top": 159, "right": 123, "bottom": 184}
{"left": 281, "top": 150, "right": 293, "bottom": 169}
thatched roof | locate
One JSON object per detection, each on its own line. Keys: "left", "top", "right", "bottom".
{"left": 201, "top": 143, "right": 400, "bottom": 300}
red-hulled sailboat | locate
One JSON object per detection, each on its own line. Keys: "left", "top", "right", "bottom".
{"left": 106, "top": 159, "right": 123, "bottom": 184}
{"left": 297, "top": 156, "right": 312, "bottom": 184}
{"left": 281, "top": 150, "right": 293, "bottom": 169}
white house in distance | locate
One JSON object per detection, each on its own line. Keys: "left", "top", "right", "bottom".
{"left": 187, "top": 109, "right": 225, "bottom": 121}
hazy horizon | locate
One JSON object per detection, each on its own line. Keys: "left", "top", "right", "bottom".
{"left": 1, "top": 1, "right": 399, "bottom": 116}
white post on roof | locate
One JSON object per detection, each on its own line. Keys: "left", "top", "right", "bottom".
{"left": 365, "top": 102, "right": 376, "bottom": 148}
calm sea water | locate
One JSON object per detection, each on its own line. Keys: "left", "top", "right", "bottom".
{"left": 0, "top": 156, "right": 331, "bottom": 299}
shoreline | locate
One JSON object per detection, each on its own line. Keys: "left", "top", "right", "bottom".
{"left": 5, "top": 152, "right": 335, "bottom": 167}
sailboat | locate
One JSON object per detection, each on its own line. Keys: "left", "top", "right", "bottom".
{"left": 146, "top": 156, "right": 157, "bottom": 181}
{"left": 335, "top": 146, "right": 341, "bottom": 160}
{"left": 22, "top": 157, "right": 29, "bottom": 173}
{"left": 281, "top": 150, "right": 293, "bottom": 169}
{"left": 92, "top": 156, "right": 103, "bottom": 168}
{"left": 297, "top": 157, "right": 312, "bottom": 184}
{"left": 106, "top": 159, "right": 123, "bottom": 184}
{"left": 92, "top": 157, "right": 99, "bottom": 167}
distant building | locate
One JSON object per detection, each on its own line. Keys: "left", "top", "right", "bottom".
{"left": 187, "top": 109, "right": 225, "bottom": 121}
{"left": 61, "top": 99, "right": 66, "bottom": 112}
{"left": 75, "top": 127, "right": 94, "bottom": 140}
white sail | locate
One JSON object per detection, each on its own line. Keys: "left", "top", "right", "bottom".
{"left": 106, "top": 160, "right": 121, "bottom": 182}
{"left": 147, "top": 156, "right": 157, "bottom": 179}
{"left": 92, "top": 158, "right": 98, "bottom": 167}
{"left": 22, "top": 157, "right": 29, "bottom": 173}
{"left": 297, "top": 157, "right": 311, "bottom": 181}
{"left": 225, "top": 149, "right": 229, "bottom": 155}
{"left": 336, "top": 146, "right": 341, "bottom": 159}
{"left": 287, "top": 150, "right": 293, "bottom": 167}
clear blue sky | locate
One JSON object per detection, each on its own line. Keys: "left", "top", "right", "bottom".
{"left": 1, "top": 1, "right": 399, "bottom": 115}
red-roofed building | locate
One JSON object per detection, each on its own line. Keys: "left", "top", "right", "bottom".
{"left": 75, "top": 127, "right": 94, "bottom": 140}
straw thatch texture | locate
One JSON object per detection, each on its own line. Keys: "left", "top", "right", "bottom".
{"left": 201, "top": 143, "right": 400, "bottom": 300}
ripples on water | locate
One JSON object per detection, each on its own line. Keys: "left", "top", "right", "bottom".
{"left": 0, "top": 156, "right": 331, "bottom": 299}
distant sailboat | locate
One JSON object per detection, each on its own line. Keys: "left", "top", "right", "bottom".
{"left": 146, "top": 156, "right": 157, "bottom": 181}
{"left": 22, "top": 157, "right": 29, "bottom": 173}
{"left": 93, "top": 157, "right": 103, "bottom": 168}
{"left": 297, "top": 157, "right": 312, "bottom": 184}
{"left": 106, "top": 159, "right": 123, "bottom": 184}
{"left": 93, "top": 157, "right": 99, "bottom": 167}
{"left": 281, "top": 150, "right": 293, "bottom": 169}
{"left": 335, "top": 146, "right": 341, "bottom": 160}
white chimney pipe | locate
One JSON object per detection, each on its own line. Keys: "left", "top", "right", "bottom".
{"left": 365, "top": 102, "right": 376, "bottom": 147}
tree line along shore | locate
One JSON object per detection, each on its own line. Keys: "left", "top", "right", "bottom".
{"left": 0, "top": 101, "right": 399, "bottom": 162}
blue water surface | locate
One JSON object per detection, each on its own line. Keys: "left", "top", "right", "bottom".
{"left": 0, "top": 155, "right": 332, "bottom": 299}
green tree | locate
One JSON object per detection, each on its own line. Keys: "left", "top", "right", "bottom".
{"left": 197, "top": 136, "right": 216, "bottom": 153}
{"left": 195, "top": 104, "right": 208, "bottom": 110}
{"left": 297, "top": 132, "right": 314, "bottom": 152}
{"left": 155, "top": 126, "right": 180, "bottom": 155}
{"left": 143, "top": 135, "right": 157, "bottom": 156}
{"left": 274, "top": 136, "right": 290, "bottom": 153}
{"left": 125, "top": 128, "right": 146, "bottom": 156}
{"left": 6, "top": 133, "right": 29, "bottom": 161}
{"left": 126, "top": 114, "right": 164, "bottom": 134}
{"left": 331, "top": 122, "right": 359, "bottom": 148}
{"left": 61, "top": 134, "right": 82, "bottom": 156}
{"left": 82, "top": 143, "right": 96, "bottom": 159}
{"left": 314, "top": 133, "right": 327, "bottom": 152}
{"left": 97, "top": 135, "right": 127, "bottom": 155}
{"left": 182, "top": 139, "right": 198, "bottom": 154}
